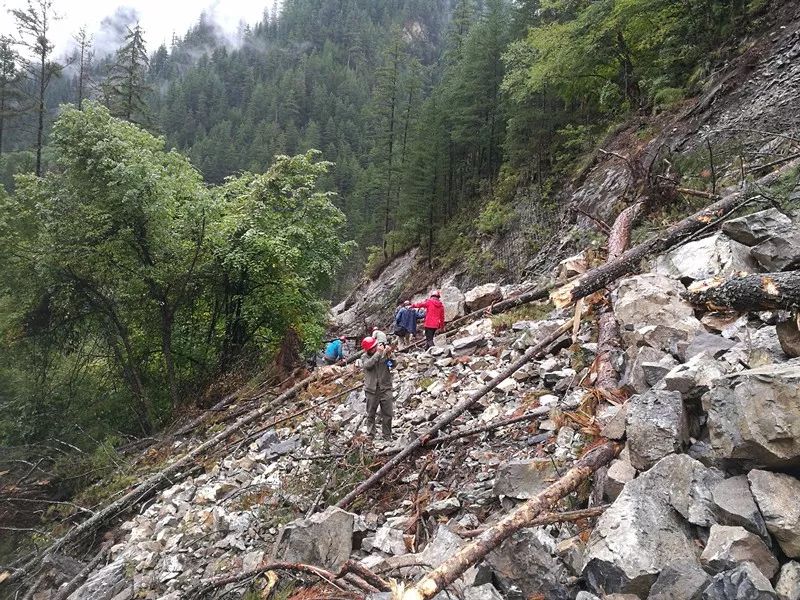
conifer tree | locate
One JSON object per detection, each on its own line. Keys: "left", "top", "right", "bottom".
{"left": 73, "top": 27, "right": 93, "bottom": 110}
{"left": 0, "top": 36, "right": 25, "bottom": 156}
{"left": 106, "top": 24, "right": 151, "bottom": 125}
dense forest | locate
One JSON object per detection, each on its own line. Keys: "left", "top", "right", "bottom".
{"left": 0, "top": 0, "right": 772, "bottom": 449}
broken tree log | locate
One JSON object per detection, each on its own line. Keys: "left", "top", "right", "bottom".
{"left": 455, "top": 505, "right": 608, "bottom": 539}
{"left": 335, "top": 320, "right": 574, "bottom": 510}
{"left": 595, "top": 202, "right": 642, "bottom": 391}
{"left": 187, "top": 560, "right": 370, "bottom": 598}
{"left": 684, "top": 271, "right": 800, "bottom": 312}
{"left": 398, "top": 441, "right": 619, "bottom": 600}
{"left": 550, "top": 159, "right": 800, "bottom": 309}
{"left": 378, "top": 406, "right": 550, "bottom": 456}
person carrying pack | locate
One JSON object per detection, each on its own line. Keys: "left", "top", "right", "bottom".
{"left": 360, "top": 336, "right": 393, "bottom": 440}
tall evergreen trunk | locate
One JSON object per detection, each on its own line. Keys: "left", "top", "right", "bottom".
{"left": 35, "top": 49, "right": 45, "bottom": 176}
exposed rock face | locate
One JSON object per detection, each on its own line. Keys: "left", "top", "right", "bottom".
{"left": 776, "top": 318, "right": 800, "bottom": 358}
{"left": 626, "top": 389, "right": 688, "bottom": 471}
{"left": 604, "top": 459, "right": 636, "bottom": 501}
{"left": 647, "top": 560, "right": 711, "bottom": 600}
{"left": 583, "top": 455, "right": 702, "bottom": 596}
{"left": 701, "top": 562, "right": 779, "bottom": 600}
{"left": 612, "top": 274, "right": 704, "bottom": 347}
{"left": 463, "top": 583, "right": 504, "bottom": 600}
{"left": 710, "top": 476, "right": 770, "bottom": 540}
{"left": 654, "top": 233, "right": 759, "bottom": 282}
{"left": 704, "top": 361, "right": 800, "bottom": 468}
{"left": 700, "top": 524, "right": 779, "bottom": 579}
{"left": 66, "top": 558, "right": 128, "bottom": 600}
{"left": 487, "top": 529, "right": 571, "bottom": 600}
{"left": 722, "top": 208, "right": 794, "bottom": 246}
{"left": 748, "top": 470, "right": 800, "bottom": 558}
{"left": 621, "top": 346, "right": 676, "bottom": 394}
{"left": 493, "top": 458, "right": 562, "bottom": 500}
{"left": 272, "top": 507, "right": 355, "bottom": 571}
{"left": 451, "top": 334, "right": 488, "bottom": 356}
{"left": 464, "top": 283, "right": 503, "bottom": 311}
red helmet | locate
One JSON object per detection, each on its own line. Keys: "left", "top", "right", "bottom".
{"left": 361, "top": 337, "right": 378, "bottom": 352}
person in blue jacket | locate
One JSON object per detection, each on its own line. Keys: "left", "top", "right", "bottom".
{"left": 323, "top": 336, "right": 347, "bottom": 365}
{"left": 394, "top": 301, "right": 418, "bottom": 348}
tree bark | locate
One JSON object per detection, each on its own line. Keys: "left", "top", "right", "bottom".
{"left": 595, "top": 202, "right": 642, "bottom": 390}
{"left": 455, "top": 505, "right": 608, "bottom": 539}
{"left": 683, "top": 271, "right": 800, "bottom": 312}
{"left": 336, "top": 320, "right": 573, "bottom": 510}
{"left": 550, "top": 159, "right": 800, "bottom": 309}
{"left": 399, "top": 442, "right": 619, "bottom": 600}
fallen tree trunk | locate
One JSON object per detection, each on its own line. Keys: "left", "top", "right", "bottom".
{"left": 595, "top": 202, "right": 642, "bottom": 390}
{"left": 399, "top": 442, "right": 619, "bottom": 600}
{"left": 52, "top": 549, "right": 108, "bottom": 600}
{"left": 550, "top": 159, "right": 800, "bottom": 309}
{"left": 684, "top": 271, "right": 800, "bottom": 312}
{"left": 455, "top": 505, "right": 608, "bottom": 539}
{"left": 378, "top": 406, "right": 550, "bottom": 456}
{"left": 335, "top": 320, "right": 573, "bottom": 509}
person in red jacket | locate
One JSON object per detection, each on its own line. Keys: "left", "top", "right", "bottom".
{"left": 412, "top": 290, "right": 445, "bottom": 349}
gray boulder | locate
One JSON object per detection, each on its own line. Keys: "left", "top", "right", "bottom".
{"left": 66, "top": 558, "right": 129, "bottom": 600}
{"left": 612, "top": 274, "right": 704, "bottom": 343}
{"left": 702, "top": 562, "right": 778, "bottom": 600}
{"left": 493, "top": 458, "right": 562, "bottom": 500}
{"left": 752, "top": 227, "right": 800, "bottom": 271}
{"left": 748, "top": 469, "right": 800, "bottom": 558}
{"left": 621, "top": 346, "right": 676, "bottom": 394}
{"left": 464, "top": 283, "right": 502, "bottom": 311}
{"left": 710, "top": 476, "right": 770, "bottom": 540}
{"left": 704, "top": 361, "right": 800, "bottom": 468}
{"left": 647, "top": 560, "right": 711, "bottom": 600}
{"left": 583, "top": 455, "right": 703, "bottom": 596}
{"left": 272, "top": 507, "right": 355, "bottom": 571}
{"left": 722, "top": 208, "right": 793, "bottom": 246}
{"left": 775, "top": 561, "right": 800, "bottom": 600}
{"left": 700, "top": 525, "right": 779, "bottom": 579}
{"left": 626, "top": 389, "right": 688, "bottom": 471}
{"left": 663, "top": 352, "right": 728, "bottom": 401}
{"left": 487, "top": 528, "right": 571, "bottom": 600}
{"left": 682, "top": 332, "right": 736, "bottom": 362}
{"left": 605, "top": 459, "right": 636, "bottom": 501}
{"left": 451, "top": 334, "right": 488, "bottom": 357}
{"left": 463, "top": 583, "right": 504, "bottom": 600}
{"left": 777, "top": 318, "right": 800, "bottom": 358}
{"left": 441, "top": 285, "right": 466, "bottom": 322}
{"left": 654, "top": 232, "right": 759, "bottom": 282}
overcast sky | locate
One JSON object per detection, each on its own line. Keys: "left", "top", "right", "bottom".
{"left": 1, "top": 0, "right": 272, "bottom": 58}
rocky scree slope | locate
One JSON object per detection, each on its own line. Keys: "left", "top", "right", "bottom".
{"left": 18, "top": 204, "right": 800, "bottom": 600}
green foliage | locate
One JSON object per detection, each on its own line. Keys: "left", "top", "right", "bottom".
{"left": 476, "top": 198, "right": 515, "bottom": 234}
{"left": 0, "top": 104, "right": 353, "bottom": 444}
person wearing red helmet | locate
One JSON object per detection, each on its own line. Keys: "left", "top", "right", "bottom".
{"left": 412, "top": 290, "right": 445, "bottom": 349}
{"left": 360, "top": 336, "right": 393, "bottom": 440}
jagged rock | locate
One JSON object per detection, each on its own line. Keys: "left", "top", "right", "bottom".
{"left": 702, "top": 562, "right": 778, "bottom": 600}
{"left": 441, "top": 285, "right": 466, "bottom": 322}
{"left": 576, "top": 594, "right": 601, "bottom": 600}
{"left": 495, "top": 378, "right": 518, "bottom": 393}
{"left": 775, "top": 561, "right": 800, "bottom": 600}
{"left": 710, "top": 476, "right": 770, "bottom": 540}
{"left": 452, "top": 335, "right": 488, "bottom": 357}
{"left": 418, "top": 526, "right": 478, "bottom": 589}
{"left": 604, "top": 459, "right": 636, "bottom": 501}
{"left": 612, "top": 274, "right": 703, "bottom": 344}
{"left": 464, "top": 283, "right": 503, "bottom": 311}
{"left": 600, "top": 404, "right": 627, "bottom": 440}
{"left": 654, "top": 232, "right": 759, "bottom": 282}
{"left": 373, "top": 523, "right": 407, "bottom": 556}
{"left": 493, "top": 458, "right": 561, "bottom": 500}
{"left": 626, "top": 389, "right": 688, "bottom": 471}
{"left": 748, "top": 469, "right": 800, "bottom": 558}
{"left": 583, "top": 455, "right": 702, "bottom": 596}
{"left": 776, "top": 318, "right": 800, "bottom": 358}
{"left": 67, "top": 558, "right": 128, "bottom": 600}
{"left": 752, "top": 227, "right": 800, "bottom": 271}
{"left": 704, "top": 361, "right": 800, "bottom": 468}
{"left": 663, "top": 352, "right": 728, "bottom": 401}
{"left": 722, "top": 208, "right": 793, "bottom": 246}
{"left": 700, "top": 525, "right": 779, "bottom": 579}
{"left": 621, "top": 346, "right": 676, "bottom": 394}
{"left": 427, "top": 497, "right": 461, "bottom": 516}
{"left": 272, "top": 507, "right": 355, "bottom": 571}
{"left": 513, "top": 319, "right": 569, "bottom": 350}
{"left": 558, "top": 252, "right": 588, "bottom": 279}
{"left": 682, "top": 332, "right": 736, "bottom": 361}
{"left": 647, "top": 560, "right": 711, "bottom": 600}
{"left": 487, "top": 528, "right": 571, "bottom": 600}
{"left": 463, "top": 583, "right": 504, "bottom": 600}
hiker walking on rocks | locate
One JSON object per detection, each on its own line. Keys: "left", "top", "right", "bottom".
{"left": 360, "top": 336, "right": 393, "bottom": 440}
{"left": 393, "top": 300, "right": 417, "bottom": 348}
{"left": 412, "top": 290, "right": 445, "bottom": 349}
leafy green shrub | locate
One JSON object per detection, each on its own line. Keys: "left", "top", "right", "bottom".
{"left": 476, "top": 199, "right": 515, "bottom": 234}
{"left": 652, "top": 87, "right": 686, "bottom": 113}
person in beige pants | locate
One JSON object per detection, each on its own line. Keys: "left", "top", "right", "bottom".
{"left": 360, "top": 336, "right": 393, "bottom": 440}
